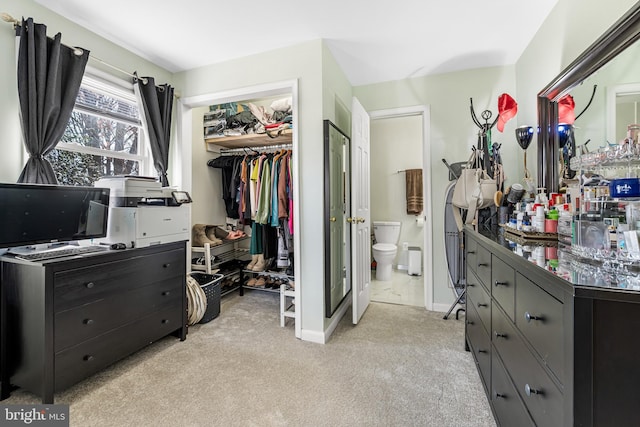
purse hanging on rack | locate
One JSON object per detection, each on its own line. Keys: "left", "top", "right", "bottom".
{"left": 451, "top": 151, "right": 497, "bottom": 231}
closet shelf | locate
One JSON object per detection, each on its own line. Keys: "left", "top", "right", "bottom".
{"left": 205, "top": 129, "right": 292, "bottom": 151}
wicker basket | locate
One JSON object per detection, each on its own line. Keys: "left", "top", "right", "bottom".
{"left": 190, "top": 272, "right": 223, "bottom": 323}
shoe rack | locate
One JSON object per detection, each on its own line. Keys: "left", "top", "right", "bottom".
{"left": 191, "top": 236, "right": 251, "bottom": 275}
{"left": 239, "top": 268, "right": 295, "bottom": 327}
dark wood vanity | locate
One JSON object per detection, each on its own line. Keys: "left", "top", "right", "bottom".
{"left": 465, "top": 226, "right": 640, "bottom": 426}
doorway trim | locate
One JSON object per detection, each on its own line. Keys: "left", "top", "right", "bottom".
{"left": 369, "top": 105, "right": 433, "bottom": 311}
{"left": 177, "top": 79, "right": 301, "bottom": 338}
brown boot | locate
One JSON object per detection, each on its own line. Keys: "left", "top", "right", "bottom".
{"left": 252, "top": 254, "right": 266, "bottom": 272}
{"left": 204, "top": 226, "right": 223, "bottom": 245}
{"left": 192, "top": 224, "right": 221, "bottom": 247}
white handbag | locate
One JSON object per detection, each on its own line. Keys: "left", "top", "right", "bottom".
{"left": 451, "top": 153, "right": 496, "bottom": 230}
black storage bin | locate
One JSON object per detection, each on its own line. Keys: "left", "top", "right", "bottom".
{"left": 190, "top": 272, "right": 223, "bottom": 323}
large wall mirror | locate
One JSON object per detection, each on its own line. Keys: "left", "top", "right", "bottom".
{"left": 537, "top": 3, "right": 640, "bottom": 192}
{"left": 323, "top": 120, "right": 352, "bottom": 317}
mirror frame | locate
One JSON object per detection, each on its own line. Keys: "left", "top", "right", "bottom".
{"left": 323, "top": 119, "right": 352, "bottom": 318}
{"left": 537, "top": 3, "right": 640, "bottom": 192}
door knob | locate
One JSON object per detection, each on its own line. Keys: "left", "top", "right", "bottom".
{"left": 346, "top": 217, "right": 354, "bottom": 223}
{"left": 357, "top": 217, "right": 365, "bottom": 223}
{"left": 329, "top": 217, "right": 336, "bottom": 222}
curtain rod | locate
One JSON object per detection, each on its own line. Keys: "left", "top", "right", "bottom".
{"left": 1, "top": 12, "right": 181, "bottom": 97}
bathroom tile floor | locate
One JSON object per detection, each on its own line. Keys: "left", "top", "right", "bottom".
{"left": 370, "top": 268, "right": 424, "bottom": 307}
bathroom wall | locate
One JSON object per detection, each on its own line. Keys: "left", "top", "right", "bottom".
{"left": 370, "top": 115, "right": 424, "bottom": 264}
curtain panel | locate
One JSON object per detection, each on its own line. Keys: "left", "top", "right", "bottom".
{"left": 134, "top": 76, "right": 174, "bottom": 187}
{"left": 16, "top": 18, "right": 89, "bottom": 184}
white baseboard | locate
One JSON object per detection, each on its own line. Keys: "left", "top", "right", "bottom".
{"left": 432, "top": 302, "right": 464, "bottom": 313}
{"left": 300, "top": 297, "right": 351, "bottom": 344}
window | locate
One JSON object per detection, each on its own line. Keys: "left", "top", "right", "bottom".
{"left": 46, "top": 73, "right": 149, "bottom": 186}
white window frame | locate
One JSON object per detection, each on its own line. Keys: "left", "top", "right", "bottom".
{"left": 54, "top": 66, "right": 153, "bottom": 179}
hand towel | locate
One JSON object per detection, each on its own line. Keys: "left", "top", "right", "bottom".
{"left": 406, "top": 169, "right": 423, "bottom": 215}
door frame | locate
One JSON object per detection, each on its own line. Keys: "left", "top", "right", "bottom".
{"left": 176, "top": 79, "right": 301, "bottom": 338}
{"left": 369, "top": 105, "right": 433, "bottom": 311}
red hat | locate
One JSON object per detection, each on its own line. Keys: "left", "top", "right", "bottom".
{"left": 558, "top": 94, "right": 576, "bottom": 124}
{"left": 497, "top": 93, "right": 517, "bottom": 132}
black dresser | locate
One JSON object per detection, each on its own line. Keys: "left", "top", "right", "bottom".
{"left": 465, "top": 226, "right": 640, "bottom": 427}
{"left": 0, "top": 241, "right": 187, "bottom": 403}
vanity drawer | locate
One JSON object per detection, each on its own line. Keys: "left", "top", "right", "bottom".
{"left": 515, "top": 273, "right": 564, "bottom": 383}
{"left": 54, "top": 248, "right": 185, "bottom": 311}
{"left": 492, "top": 305, "right": 563, "bottom": 427}
{"left": 54, "top": 305, "right": 182, "bottom": 392}
{"left": 466, "top": 269, "right": 491, "bottom": 334}
{"left": 54, "top": 278, "right": 183, "bottom": 352}
{"left": 466, "top": 236, "right": 478, "bottom": 276}
{"left": 492, "top": 255, "right": 515, "bottom": 321}
{"left": 491, "top": 351, "right": 535, "bottom": 427}
{"left": 466, "top": 304, "right": 491, "bottom": 393}
{"left": 476, "top": 245, "right": 492, "bottom": 288}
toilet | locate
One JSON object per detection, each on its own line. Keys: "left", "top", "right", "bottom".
{"left": 372, "top": 221, "right": 401, "bottom": 281}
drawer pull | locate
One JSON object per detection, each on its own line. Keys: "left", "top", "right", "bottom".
{"left": 524, "top": 312, "right": 543, "bottom": 322}
{"left": 494, "top": 280, "right": 507, "bottom": 287}
{"left": 478, "top": 349, "right": 488, "bottom": 354}
{"left": 525, "top": 384, "right": 542, "bottom": 396}
{"left": 494, "top": 331, "right": 507, "bottom": 339}
{"left": 83, "top": 355, "right": 94, "bottom": 362}
{"left": 83, "top": 318, "right": 94, "bottom": 325}
{"left": 468, "top": 251, "right": 476, "bottom": 254}
{"left": 477, "top": 303, "right": 488, "bottom": 308}
{"left": 466, "top": 283, "right": 475, "bottom": 287}
{"left": 161, "top": 319, "right": 170, "bottom": 324}
{"left": 163, "top": 263, "right": 171, "bottom": 268}
{"left": 466, "top": 320, "right": 474, "bottom": 326}
{"left": 162, "top": 291, "right": 171, "bottom": 296}
{"left": 478, "top": 263, "right": 489, "bottom": 267}
{"left": 85, "top": 282, "right": 95, "bottom": 289}
{"left": 494, "top": 392, "right": 505, "bottom": 399}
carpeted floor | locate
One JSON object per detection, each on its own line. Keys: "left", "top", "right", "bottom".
{"left": 4, "top": 291, "right": 496, "bottom": 427}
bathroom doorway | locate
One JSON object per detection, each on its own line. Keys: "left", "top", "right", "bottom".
{"left": 369, "top": 107, "right": 431, "bottom": 308}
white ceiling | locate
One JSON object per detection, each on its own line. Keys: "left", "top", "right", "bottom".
{"left": 35, "top": 0, "right": 559, "bottom": 86}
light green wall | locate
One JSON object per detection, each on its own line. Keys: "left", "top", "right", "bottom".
{"left": 354, "top": 66, "right": 517, "bottom": 306}
{"left": 0, "top": 0, "right": 172, "bottom": 183}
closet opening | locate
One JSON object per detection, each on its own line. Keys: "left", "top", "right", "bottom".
{"left": 178, "top": 80, "right": 301, "bottom": 338}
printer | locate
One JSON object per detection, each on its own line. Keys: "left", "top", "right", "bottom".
{"left": 95, "top": 177, "right": 190, "bottom": 248}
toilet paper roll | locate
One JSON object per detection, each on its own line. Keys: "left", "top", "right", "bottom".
{"left": 415, "top": 217, "right": 424, "bottom": 228}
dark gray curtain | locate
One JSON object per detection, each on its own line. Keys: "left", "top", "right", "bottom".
{"left": 134, "top": 75, "right": 174, "bottom": 186}
{"left": 16, "top": 18, "right": 89, "bottom": 184}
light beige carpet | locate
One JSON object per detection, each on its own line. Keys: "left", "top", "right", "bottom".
{"left": 4, "top": 291, "right": 495, "bottom": 427}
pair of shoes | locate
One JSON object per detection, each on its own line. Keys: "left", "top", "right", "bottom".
{"left": 250, "top": 254, "right": 266, "bottom": 272}
{"left": 192, "top": 224, "right": 222, "bottom": 247}
{"left": 226, "top": 230, "right": 246, "bottom": 240}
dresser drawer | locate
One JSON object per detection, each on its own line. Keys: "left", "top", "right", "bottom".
{"left": 466, "top": 303, "right": 491, "bottom": 394}
{"left": 515, "top": 273, "right": 564, "bottom": 383}
{"left": 55, "top": 278, "right": 183, "bottom": 351}
{"left": 476, "top": 244, "right": 492, "bottom": 288}
{"left": 491, "top": 351, "right": 535, "bottom": 427}
{"left": 466, "top": 269, "right": 491, "bottom": 334}
{"left": 54, "top": 248, "right": 185, "bottom": 311}
{"left": 492, "top": 255, "right": 515, "bottom": 321}
{"left": 466, "top": 236, "right": 478, "bottom": 276}
{"left": 492, "top": 305, "right": 563, "bottom": 427}
{"left": 54, "top": 305, "right": 182, "bottom": 391}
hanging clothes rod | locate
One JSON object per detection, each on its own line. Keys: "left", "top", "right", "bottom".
{"left": 219, "top": 143, "right": 292, "bottom": 155}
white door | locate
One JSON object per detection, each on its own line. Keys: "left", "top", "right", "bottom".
{"left": 352, "top": 97, "right": 371, "bottom": 324}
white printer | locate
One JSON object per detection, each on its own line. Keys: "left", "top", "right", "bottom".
{"left": 95, "top": 177, "right": 190, "bottom": 248}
